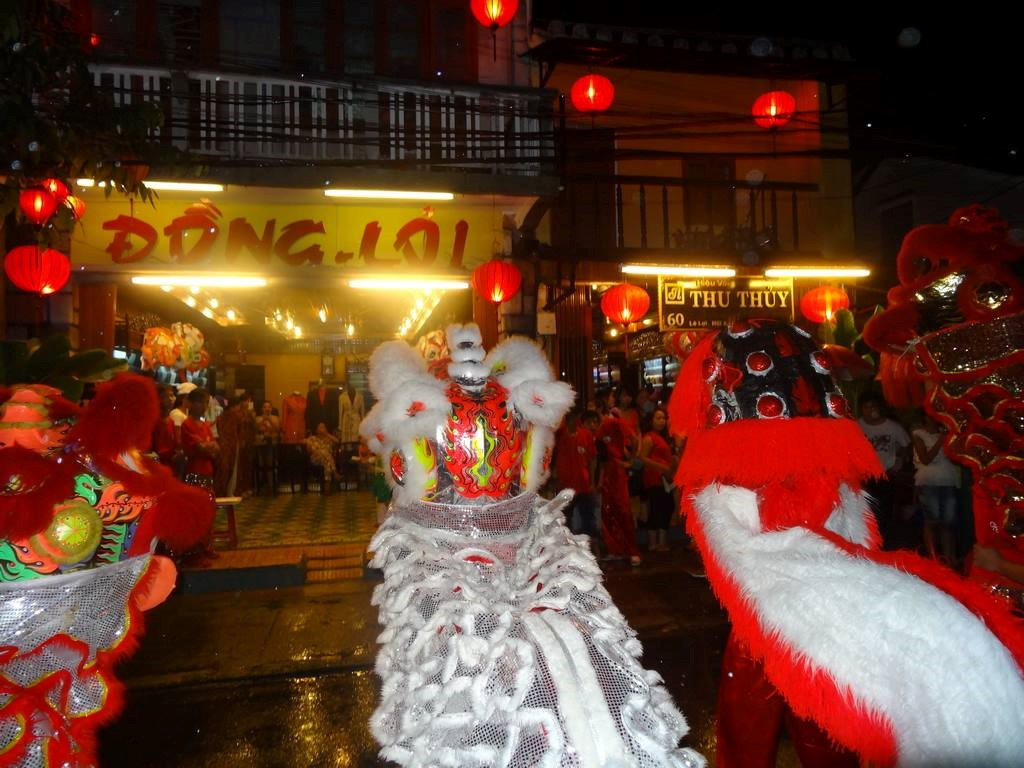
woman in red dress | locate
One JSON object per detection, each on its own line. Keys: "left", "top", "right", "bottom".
{"left": 596, "top": 412, "right": 641, "bottom": 566}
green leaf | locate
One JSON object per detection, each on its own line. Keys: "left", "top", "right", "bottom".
{"left": 0, "top": 341, "right": 30, "bottom": 385}
{"left": 42, "top": 374, "right": 84, "bottom": 403}
{"left": 25, "top": 334, "right": 71, "bottom": 380}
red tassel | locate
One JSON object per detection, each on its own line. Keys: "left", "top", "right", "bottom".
{"left": 0, "top": 446, "right": 78, "bottom": 539}
{"left": 675, "top": 417, "right": 882, "bottom": 494}
{"left": 129, "top": 484, "right": 215, "bottom": 555}
{"left": 69, "top": 373, "right": 160, "bottom": 456}
{"left": 667, "top": 331, "right": 719, "bottom": 440}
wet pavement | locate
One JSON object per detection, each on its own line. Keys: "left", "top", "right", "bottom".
{"left": 96, "top": 549, "right": 741, "bottom": 766}
{"left": 93, "top": 493, "right": 801, "bottom": 767}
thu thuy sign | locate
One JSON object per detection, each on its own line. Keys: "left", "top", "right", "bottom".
{"left": 659, "top": 276, "right": 794, "bottom": 329}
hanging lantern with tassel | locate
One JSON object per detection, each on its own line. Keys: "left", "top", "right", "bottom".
{"left": 472, "top": 259, "right": 522, "bottom": 304}
{"left": 601, "top": 283, "right": 650, "bottom": 325}
{"left": 19, "top": 187, "right": 58, "bottom": 227}
{"left": 570, "top": 74, "right": 615, "bottom": 113}
{"left": 4, "top": 245, "right": 71, "bottom": 295}
{"left": 752, "top": 90, "right": 796, "bottom": 129}
{"left": 800, "top": 285, "right": 850, "bottom": 324}
{"left": 471, "top": 0, "right": 518, "bottom": 61}
{"left": 41, "top": 178, "right": 70, "bottom": 205}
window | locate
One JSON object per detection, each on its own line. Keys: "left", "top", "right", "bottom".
{"left": 342, "top": 1, "right": 375, "bottom": 75}
{"left": 90, "top": 0, "right": 136, "bottom": 59}
{"left": 156, "top": 0, "right": 201, "bottom": 65}
{"left": 430, "top": 2, "right": 472, "bottom": 81}
{"left": 382, "top": 0, "right": 419, "bottom": 79}
{"left": 219, "top": 0, "right": 280, "bottom": 71}
{"left": 293, "top": 0, "right": 325, "bottom": 74}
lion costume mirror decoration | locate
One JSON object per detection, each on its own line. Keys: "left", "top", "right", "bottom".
{"left": 360, "top": 324, "right": 704, "bottom": 768}
{"left": 0, "top": 374, "right": 214, "bottom": 766}
{"left": 863, "top": 204, "right": 1024, "bottom": 607}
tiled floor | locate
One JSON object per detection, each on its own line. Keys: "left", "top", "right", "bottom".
{"left": 185, "top": 489, "right": 380, "bottom": 583}
{"left": 232, "top": 488, "right": 381, "bottom": 549}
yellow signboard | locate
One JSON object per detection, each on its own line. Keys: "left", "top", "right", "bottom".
{"left": 659, "top": 276, "right": 794, "bottom": 329}
{"left": 69, "top": 187, "right": 534, "bottom": 273}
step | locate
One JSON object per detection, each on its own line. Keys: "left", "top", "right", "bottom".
{"left": 178, "top": 547, "right": 306, "bottom": 593}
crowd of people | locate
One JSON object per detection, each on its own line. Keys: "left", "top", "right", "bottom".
{"left": 550, "top": 382, "right": 975, "bottom": 575}
{"left": 552, "top": 385, "right": 686, "bottom": 568}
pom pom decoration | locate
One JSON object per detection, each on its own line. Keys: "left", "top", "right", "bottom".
{"left": 141, "top": 323, "right": 208, "bottom": 373}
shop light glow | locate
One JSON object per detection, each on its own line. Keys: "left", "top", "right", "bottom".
{"left": 621, "top": 264, "right": 737, "bottom": 277}
{"left": 132, "top": 275, "right": 267, "bottom": 287}
{"left": 324, "top": 189, "right": 454, "bottom": 201}
{"left": 349, "top": 278, "right": 469, "bottom": 290}
{"left": 77, "top": 179, "right": 224, "bottom": 192}
{"left": 764, "top": 267, "right": 871, "bottom": 278}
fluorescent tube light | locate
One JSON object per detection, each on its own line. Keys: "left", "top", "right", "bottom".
{"left": 763, "top": 267, "right": 871, "bottom": 278}
{"left": 349, "top": 278, "right": 469, "bottom": 290}
{"left": 621, "top": 265, "right": 736, "bottom": 277}
{"left": 77, "top": 179, "right": 224, "bottom": 192}
{"left": 132, "top": 275, "right": 267, "bottom": 287}
{"left": 325, "top": 189, "right": 454, "bottom": 201}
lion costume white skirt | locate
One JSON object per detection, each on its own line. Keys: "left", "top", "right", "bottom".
{"left": 362, "top": 324, "right": 703, "bottom": 768}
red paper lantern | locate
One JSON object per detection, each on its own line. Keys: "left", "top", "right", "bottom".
{"left": 4, "top": 245, "right": 71, "bottom": 295}
{"left": 470, "top": 0, "right": 517, "bottom": 30}
{"left": 800, "top": 285, "right": 850, "bottom": 324}
{"left": 41, "top": 178, "right": 69, "bottom": 204}
{"left": 19, "top": 187, "right": 58, "bottom": 226}
{"left": 752, "top": 90, "right": 796, "bottom": 129}
{"left": 570, "top": 74, "right": 615, "bottom": 113}
{"left": 601, "top": 283, "right": 650, "bottom": 324}
{"left": 472, "top": 259, "right": 522, "bottom": 304}
{"left": 64, "top": 195, "right": 86, "bottom": 221}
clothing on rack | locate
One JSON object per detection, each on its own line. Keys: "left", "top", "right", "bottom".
{"left": 338, "top": 389, "right": 364, "bottom": 443}
{"left": 281, "top": 391, "right": 307, "bottom": 444}
{"left": 306, "top": 384, "right": 339, "bottom": 435}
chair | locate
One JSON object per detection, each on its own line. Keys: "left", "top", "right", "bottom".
{"left": 252, "top": 442, "right": 278, "bottom": 496}
{"left": 336, "top": 442, "right": 361, "bottom": 490}
{"left": 277, "top": 443, "right": 306, "bottom": 494}
{"left": 211, "top": 496, "right": 241, "bottom": 550}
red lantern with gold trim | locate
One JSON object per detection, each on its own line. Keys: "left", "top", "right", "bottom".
{"left": 4, "top": 245, "right": 71, "bottom": 295}
{"left": 570, "top": 74, "right": 615, "bottom": 113}
{"left": 601, "top": 283, "right": 650, "bottom": 324}
{"left": 472, "top": 259, "right": 522, "bottom": 304}
{"left": 19, "top": 187, "right": 58, "bottom": 226}
{"left": 752, "top": 90, "right": 796, "bottom": 129}
{"left": 800, "top": 285, "right": 850, "bottom": 324}
{"left": 470, "top": 0, "right": 517, "bottom": 30}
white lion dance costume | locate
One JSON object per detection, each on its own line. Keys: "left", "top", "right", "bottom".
{"left": 361, "top": 324, "right": 704, "bottom": 768}
{"left": 669, "top": 318, "right": 1024, "bottom": 768}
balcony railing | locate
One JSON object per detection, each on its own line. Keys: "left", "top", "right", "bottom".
{"left": 90, "top": 64, "right": 556, "bottom": 177}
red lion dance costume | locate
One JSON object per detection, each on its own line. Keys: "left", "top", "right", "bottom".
{"left": 0, "top": 374, "right": 214, "bottom": 767}
{"left": 669, "top": 318, "right": 1024, "bottom": 767}
{"left": 863, "top": 204, "right": 1024, "bottom": 606}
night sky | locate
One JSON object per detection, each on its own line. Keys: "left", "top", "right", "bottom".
{"left": 532, "top": 4, "right": 1021, "bottom": 175}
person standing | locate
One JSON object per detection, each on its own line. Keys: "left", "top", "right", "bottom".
{"left": 180, "top": 388, "right": 219, "bottom": 491}
{"left": 553, "top": 410, "right": 599, "bottom": 541}
{"left": 638, "top": 406, "right": 676, "bottom": 553}
{"left": 857, "top": 393, "right": 911, "bottom": 549}
{"left": 215, "top": 393, "right": 256, "bottom": 498}
{"left": 596, "top": 411, "right": 642, "bottom": 567}
{"left": 151, "top": 383, "right": 180, "bottom": 473}
{"left": 913, "top": 413, "right": 961, "bottom": 566}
